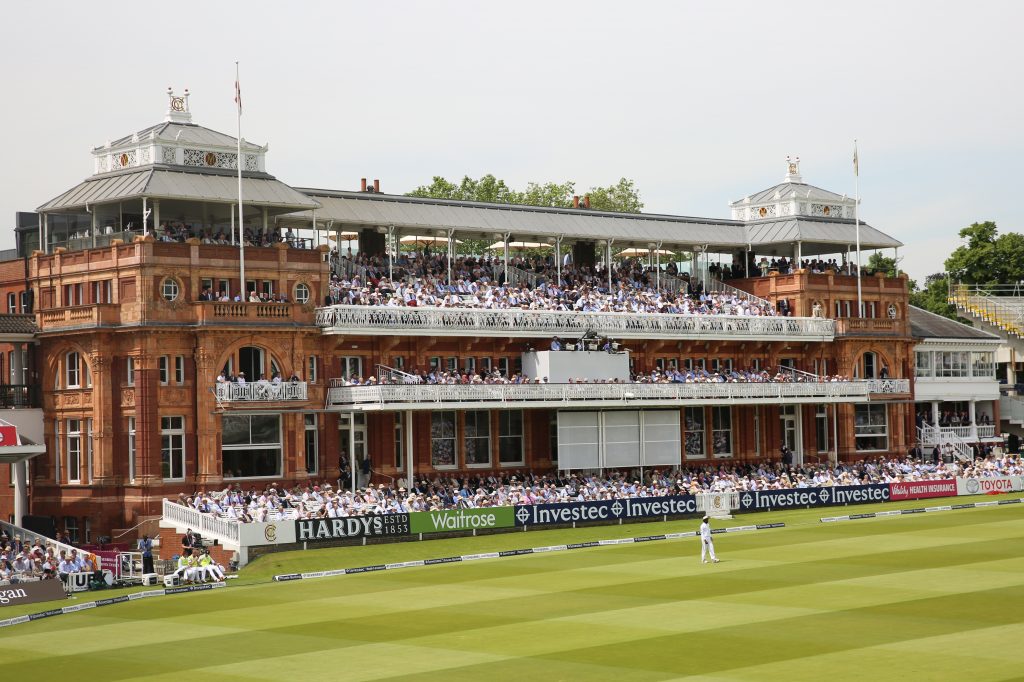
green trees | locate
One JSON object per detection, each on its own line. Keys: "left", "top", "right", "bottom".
{"left": 945, "top": 221, "right": 1024, "bottom": 285}
{"left": 407, "top": 175, "right": 643, "bottom": 213}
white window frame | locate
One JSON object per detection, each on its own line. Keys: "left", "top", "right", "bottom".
{"left": 66, "top": 418, "right": 82, "bottom": 483}
{"left": 161, "top": 278, "right": 180, "bottom": 301}
{"left": 6, "top": 293, "right": 15, "bottom": 314}
{"left": 126, "top": 357, "right": 135, "bottom": 386}
{"left": 308, "top": 355, "right": 318, "bottom": 383}
{"left": 685, "top": 407, "right": 705, "bottom": 460}
{"left": 855, "top": 404, "right": 888, "bottom": 452}
{"left": 294, "top": 283, "right": 311, "bottom": 304}
{"left": 161, "top": 416, "right": 185, "bottom": 480}
{"left": 498, "top": 410, "right": 525, "bottom": 466}
{"left": 159, "top": 356, "right": 169, "bottom": 385}
{"left": 915, "top": 351, "right": 932, "bottom": 378}
{"left": 816, "top": 404, "right": 829, "bottom": 453}
{"left": 464, "top": 410, "right": 492, "bottom": 468}
{"left": 430, "top": 411, "right": 457, "bottom": 469}
{"left": 127, "top": 416, "right": 137, "bottom": 482}
{"left": 174, "top": 355, "right": 185, "bottom": 384}
{"left": 304, "top": 413, "right": 319, "bottom": 475}
{"left": 65, "top": 352, "right": 81, "bottom": 388}
{"left": 711, "top": 406, "right": 732, "bottom": 458}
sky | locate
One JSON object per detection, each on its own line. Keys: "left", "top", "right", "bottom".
{"left": 2, "top": 0, "right": 1021, "bottom": 283}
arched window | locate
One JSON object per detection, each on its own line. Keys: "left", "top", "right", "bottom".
{"left": 236, "top": 346, "right": 281, "bottom": 382}
{"left": 294, "top": 283, "right": 310, "bottom": 304}
{"left": 862, "top": 352, "right": 878, "bottom": 379}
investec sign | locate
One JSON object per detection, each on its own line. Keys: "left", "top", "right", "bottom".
{"left": 409, "top": 508, "right": 514, "bottom": 534}
{"left": 296, "top": 514, "right": 410, "bottom": 541}
{"left": 738, "top": 484, "right": 890, "bottom": 511}
{"left": 514, "top": 496, "right": 698, "bottom": 527}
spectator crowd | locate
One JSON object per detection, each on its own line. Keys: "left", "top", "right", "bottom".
{"left": 174, "top": 453, "right": 1023, "bottom": 524}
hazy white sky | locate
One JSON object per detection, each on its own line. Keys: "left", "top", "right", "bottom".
{"left": 2, "top": 1, "right": 1020, "bottom": 281}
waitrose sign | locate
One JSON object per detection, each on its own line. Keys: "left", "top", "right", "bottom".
{"left": 409, "top": 508, "right": 514, "bottom": 534}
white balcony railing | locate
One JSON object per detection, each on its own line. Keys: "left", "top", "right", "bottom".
{"left": 866, "top": 378, "right": 911, "bottom": 394}
{"left": 919, "top": 423, "right": 996, "bottom": 445}
{"left": 215, "top": 382, "right": 308, "bottom": 402}
{"left": 326, "top": 380, "right": 870, "bottom": 410}
{"left": 314, "top": 305, "right": 835, "bottom": 341}
{"left": 161, "top": 499, "right": 240, "bottom": 546}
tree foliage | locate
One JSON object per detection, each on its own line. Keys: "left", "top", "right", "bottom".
{"left": 866, "top": 251, "right": 898, "bottom": 277}
{"left": 909, "top": 273, "right": 967, "bottom": 322}
{"left": 945, "top": 221, "right": 1024, "bottom": 285}
{"left": 407, "top": 174, "right": 643, "bottom": 213}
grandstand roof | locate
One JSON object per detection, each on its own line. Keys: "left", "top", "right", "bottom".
{"left": 909, "top": 306, "right": 999, "bottom": 341}
{"left": 286, "top": 190, "right": 902, "bottom": 252}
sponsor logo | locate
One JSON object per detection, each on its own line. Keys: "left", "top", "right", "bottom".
{"left": 739, "top": 485, "right": 889, "bottom": 511}
{"left": 296, "top": 514, "right": 410, "bottom": 541}
{"left": 423, "top": 557, "right": 463, "bottom": 566}
{"left": 889, "top": 479, "right": 957, "bottom": 501}
{"left": 514, "top": 496, "right": 699, "bottom": 527}
{"left": 409, "top": 507, "right": 514, "bottom": 534}
{"left": 0, "top": 579, "right": 67, "bottom": 608}
{"left": 264, "top": 524, "right": 278, "bottom": 542}
{"left": 274, "top": 573, "right": 303, "bottom": 582}
{"left": 344, "top": 565, "right": 386, "bottom": 574}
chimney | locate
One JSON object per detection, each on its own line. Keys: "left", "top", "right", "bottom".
{"left": 373, "top": 179, "right": 380, "bottom": 193}
{"left": 360, "top": 178, "right": 367, "bottom": 192}
{"left": 583, "top": 195, "right": 591, "bottom": 209}
{"left": 572, "top": 195, "right": 580, "bottom": 209}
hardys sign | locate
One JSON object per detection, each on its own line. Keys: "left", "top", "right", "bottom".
{"left": 296, "top": 514, "right": 410, "bottom": 541}
{"left": 513, "top": 496, "right": 698, "bottom": 527}
{"left": 738, "top": 485, "right": 890, "bottom": 511}
{"left": 409, "top": 508, "right": 514, "bottom": 534}
{"left": 0, "top": 579, "right": 67, "bottom": 608}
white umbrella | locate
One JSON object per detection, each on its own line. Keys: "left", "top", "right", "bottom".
{"left": 618, "top": 247, "right": 675, "bottom": 257}
{"left": 486, "top": 241, "right": 551, "bottom": 250}
{"left": 399, "top": 235, "right": 463, "bottom": 246}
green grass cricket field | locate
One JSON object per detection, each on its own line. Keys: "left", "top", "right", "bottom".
{"left": 2, "top": 496, "right": 1022, "bottom": 681}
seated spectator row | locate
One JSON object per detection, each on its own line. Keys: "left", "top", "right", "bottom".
{"left": 175, "top": 453, "right": 1022, "bottom": 524}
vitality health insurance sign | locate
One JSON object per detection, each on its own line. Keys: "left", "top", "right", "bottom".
{"left": 513, "top": 495, "right": 699, "bottom": 527}
{"left": 737, "top": 484, "right": 890, "bottom": 512}
{"left": 889, "top": 479, "right": 957, "bottom": 501}
{"left": 408, "top": 507, "right": 514, "bottom": 534}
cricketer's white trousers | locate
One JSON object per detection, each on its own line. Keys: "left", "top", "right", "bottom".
{"left": 701, "top": 537, "right": 718, "bottom": 562}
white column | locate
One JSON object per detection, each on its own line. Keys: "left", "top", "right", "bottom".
{"left": 405, "top": 410, "right": 414, "bottom": 490}
{"left": 153, "top": 200, "right": 160, "bottom": 238}
{"left": 349, "top": 413, "right": 357, "bottom": 492}
{"left": 13, "top": 459, "right": 27, "bottom": 525}
{"left": 968, "top": 401, "right": 977, "bottom": 441}
{"left": 11, "top": 342, "right": 23, "bottom": 386}
{"left": 931, "top": 401, "right": 940, "bottom": 430}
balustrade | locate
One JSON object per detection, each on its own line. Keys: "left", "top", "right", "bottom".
{"left": 315, "top": 305, "right": 835, "bottom": 340}
{"left": 215, "top": 382, "right": 308, "bottom": 401}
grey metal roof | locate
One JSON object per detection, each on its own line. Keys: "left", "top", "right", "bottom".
{"left": 909, "top": 306, "right": 1000, "bottom": 341}
{"left": 745, "top": 216, "right": 902, "bottom": 251}
{"left": 285, "top": 190, "right": 902, "bottom": 252}
{"left": 290, "top": 190, "right": 749, "bottom": 247}
{"left": 100, "top": 122, "right": 262, "bottom": 152}
{"left": 735, "top": 181, "right": 848, "bottom": 206}
{"left": 38, "top": 170, "right": 320, "bottom": 212}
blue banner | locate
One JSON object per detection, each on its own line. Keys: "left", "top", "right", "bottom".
{"left": 513, "top": 495, "right": 698, "bottom": 527}
{"left": 738, "top": 484, "right": 890, "bottom": 512}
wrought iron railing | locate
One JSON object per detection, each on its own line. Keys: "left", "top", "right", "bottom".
{"left": 214, "top": 382, "right": 308, "bottom": 402}
{"left": 0, "top": 385, "right": 41, "bottom": 408}
{"left": 314, "top": 305, "right": 835, "bottom": 340}
{"left": 865, "top": 378, "right": 911, "bottom": 394}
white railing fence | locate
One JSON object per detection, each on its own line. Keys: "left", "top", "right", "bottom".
{"left": 708, "top": 278, "right": 773, "bottom": 309}
{"left": 161, "top": 499, "right": 240, "bottom": 546}
{"left": 327, "top": 380, "right": 870, "bottom": 408}
{"left": 314, "top": 305, "right": 835, "bottom": 340}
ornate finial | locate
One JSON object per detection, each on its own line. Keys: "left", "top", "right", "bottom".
{"left": 784, "top": 156, "right": 802, "bottom": 183}
{"left": 165, "top": 87, "right": 193, "bottom": 124}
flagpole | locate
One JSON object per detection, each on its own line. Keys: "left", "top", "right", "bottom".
{"left": 236, "top": 61, "right": 246, "bottom": 300}
{"left": 854, "top": 139, "right": 862, "bottom": 317}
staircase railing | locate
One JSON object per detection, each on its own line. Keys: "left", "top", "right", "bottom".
{"left": 708, "top": 278, "right": 772, "bottom": 309}
{"left": 949, "top": 283, "right": 1024, "bottom": 338}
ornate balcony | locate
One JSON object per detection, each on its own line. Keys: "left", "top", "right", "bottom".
{"left": 314, "top": 305, "right": 835, "bottom": 341}
{"left": 215, "top": 382, "right": 308, "bottom": 402}
{"left": 325, "top": 380, "right": 869, "bottom": 411}
{"left": 38, "top": 304, "right": 122, "bottom": 331}
{"left": 865, "top": 378, "right": 911, "bottom": 395}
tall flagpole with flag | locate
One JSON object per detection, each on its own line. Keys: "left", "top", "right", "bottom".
{"left": 853, "top": 139, "right": 862, "bottom": 317}
{"left": 236, "top": 62, "right": 246, "bottom": 299}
